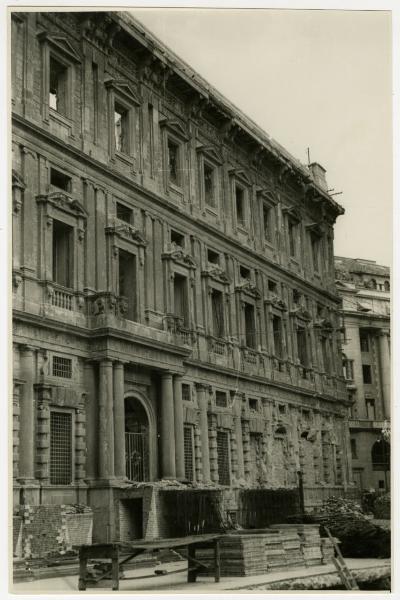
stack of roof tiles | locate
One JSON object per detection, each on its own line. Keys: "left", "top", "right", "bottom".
{"left": 197, "top": 534, "right": 268, "bottom": 576}
{"left": 269, "top": 526, "right": 305, "bottom": 568}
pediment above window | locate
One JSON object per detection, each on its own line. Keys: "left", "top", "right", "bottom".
{"left": 105, "top": 221, "right": 147, "bottom": 246}
{"left": 159, "top": 118, "right": 189, "bottom": 141}
{"left": 306, "top": 222, "right": 325, "bottom": 236}
{"left": 257, "top": 187, "right": 278, "bottom": 205}
{"left": 105, "top": 78, "right": 141, "bottom": 105}
{"left": 36, "top": 192, "right": 88, "bottom": 219}
{"left": 162, "top": 247, "right": 196, "bottom": 268}
{"left": 282, "top": 205, "right": 302, "bottom": 222}
{"left": 196, "top": 144, "right": 223, "bottom": 165}
{"left": 228, "top": 167, "right": 252, "bottom": 187}
{"left": 235, "top": 280, "right": 261, "bottom": 298}
{"left": 12, "top": 170, "right": 25, "bottom": 190}
{"left": 37, "top": 31, "right": 81, "bottom": 63}
{"left": 201, "top": 265, "right": 230, "bottom": 284}
{"left": 290, "top": 305, "right": 312, "bottom": 321}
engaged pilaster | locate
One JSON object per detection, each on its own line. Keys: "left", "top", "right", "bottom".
{"left": 161, "top": 372, "right": 176, "bottom": 479}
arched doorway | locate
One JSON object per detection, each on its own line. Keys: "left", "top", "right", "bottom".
{"left": 125, "top": 397, "right": 149, "bottom": 481}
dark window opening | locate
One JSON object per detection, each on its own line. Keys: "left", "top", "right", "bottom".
{"left": 384, "top": 280, "right": 390, "bottom": 292}
{"left": 362, "top": 364, "right": 372, "bottom": 384}
{"left": 371, "top": 439, "right": 390, "bottom": 470}
{"left": 183, "top": 425, "right": 195, "bottom": 482}
{"left": 311, "top": 234, "right": 320, "bottom": 272}
{"left": 171, "top": 229, "right": 185, "bottom": 248}
{"left": 360, "top": 331, "right": 370, "bottom": 353}
{"left": 207, "top": 249, "right": 220, "bottom": 265}
{"left": 263, "top": 204, "right": 272, "bottom": 241}
{"left": 272, "top": 315, "right": 283, "bottom": 357}
{"left": 216, "top": 391, "right": 227, "bottom": 408}
{"left": 365, "top": 398, "right": 376, "bottom": 420}
{"left": 204, "top": 163, "right": 215, "bottom": 206}
{"left": 293, "top": 289, "right": 301, "bottom": 304}
{"left": 297, "top": 326, "right": 308, "bottom": 367}
{"left": 50, "top": 168, "right": 71, "bottom": 192}
{"left": 118, "top": 249, "right": 137, "bottom": 321}
{"left": 235, "top": 186, "right": 245, "bottom": 226}
{"left": 50, "top": 411, "right": 72, "bottom": 485}
{"left": 288, "top": 220, "right": 297, "bottom": 257}
{"left": 378, "top": 480, "right": 385, "bottom": 489}
{"left": 249, "top": 398, "right": 258, "bottom": 411}
{"left": 278, "top": 404, "right": 286, "bottom": 415}
{"left": 168, "top": 139, "right": 179, "bottom": 185}
{"left": 52, "top": 220, "right": 73, "bottom": 288}
{"left": 182, "top": 384, "right": 191, "bottom": 402}
{"left": 351, "top": 439, "right": 357, "bottom": 459}
{"left": 240, "top": 265, "right": 251, "bottom": 280}
{"left": 268, "top": 279, "right": 278, "bottom": 294}
{"left": 244, "top": 302, "right": 256, "bottom": 349}
{"left": 173, "top": 274, "right": 188, "bottom": 325}
{"left": 49, "top": 56, "right": 68, "bottom": 115}
{"left": 216, "top": 430, "right": 230, "bottom": 485}
{"left": 321, "top": 336, "right": 330, "bottom": 372}
{"left": 114, "top": 102, "right": 129, "bottom": 154}
{"left": 53, "top": 356, "right": 72, "bottom": 379}
{"left": 211, "top": 289, "right": 225, "bottom": 338}
{"left": 116, "top": 202, "right": 133, "bottom": 224}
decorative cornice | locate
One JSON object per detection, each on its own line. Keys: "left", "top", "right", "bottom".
{"left": 36, "top": 191, "right": 88, "bottom": 219}
{"left": 105, "top": 221, "right": 147, "bottom": 246}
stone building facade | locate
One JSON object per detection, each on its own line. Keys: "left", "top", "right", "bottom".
{"left": 12, "top": 10, "right": 352, "bottom": 542}
{"left": 335, "top": 257, "right": 390, "bottom": 492}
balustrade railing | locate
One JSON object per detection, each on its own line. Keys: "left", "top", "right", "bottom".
{"left": 50, "top": 286, "right": 74, "bottom": 310}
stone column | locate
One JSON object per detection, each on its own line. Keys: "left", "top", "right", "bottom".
{"left": 98, "top": 359, "right": 115, "bottom": 480}
{"left": 233, "top": 394, "right": 245, "bottom": 481}
{"left": 113, "top": 362, "right": 126, "bottom": 480}
{"left": 161, "top": 373, "right": 176, "bottom": 479}
{"left": 196, "top": 383, "right": 211, "bottom": 483}
{"left": 18, "top": 346, "right": 36, "bottom": 482}
{"left": 13, "top": 381, "right": 23, "bottom": 481}
{"left": 378, "top": 330, "right": 391, "bottom": 420}
{"left": 173, "top": 375, "right": 185, "bottom": 480}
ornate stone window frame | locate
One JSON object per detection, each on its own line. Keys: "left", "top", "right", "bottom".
{"left": 36, "top": 191, "right": 87, "bottom": 296}
{"left": 104, "top": 219, "right": 147, "bottom": 321}
{"left": 230, "top": 168, "right": 252, "bottom": 233}
{"left": 257, "top": 188, "right": 278, "bottom": 249}
{"left": 283, "top": 205, "right": 302, "bottom": 262}
{"left": 160, "top": 118, "right": 189, "bottom": 196}
{"left": 306, "top": 222, "right": 325, "bottom": 276}
{"left": 196, "top": 144, "right": 223, "bottom": 215}
{"left": 38, "top": 31, "right": 81, "bottom": 130}
{"left": 106, "top": 78, "right": 141, "bottom": 172}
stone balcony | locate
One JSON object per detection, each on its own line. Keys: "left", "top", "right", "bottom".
{"left": 349, "top": 419, "right": 388, "bottom": 430}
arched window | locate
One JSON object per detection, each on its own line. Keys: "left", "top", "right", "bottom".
{"left": 371, "top": 439, "right": 390, "bottom": 470}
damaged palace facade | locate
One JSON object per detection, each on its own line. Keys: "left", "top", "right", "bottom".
{"left": 12, "top": 11, "right": 353, "bottom": 542}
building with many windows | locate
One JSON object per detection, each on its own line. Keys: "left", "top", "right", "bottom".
{"left": 12, "top": 10, "right": 352, "bottom": 543}
{"left": 335, "top": 257, "right": 390, "bottom": 491}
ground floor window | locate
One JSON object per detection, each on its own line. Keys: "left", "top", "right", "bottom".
{"left": 183, "top": 425, "right": 195, "bottom": 482}
{"left": 50, "top": 411, "right": 72, "bottom": 485}
{"left": 216, "top": 430, "right": 231, "bottom": 486}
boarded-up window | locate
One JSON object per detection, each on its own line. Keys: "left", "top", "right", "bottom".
{"left": 184, "top": 425, "right": 195, "bottom": 481}
{"left": 217, "top": 430, "right": 230, "bottom": 485}
{"left": 211, "top": 289, "right": 224, "bottom": 338}
{"left": 50, "top": 411, "right": 72, "bottom": 485}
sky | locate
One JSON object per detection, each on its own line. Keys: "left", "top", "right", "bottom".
{"left": 131, "top": 8, "right": 392, "bottom": 266}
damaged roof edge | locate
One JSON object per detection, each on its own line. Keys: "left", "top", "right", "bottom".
{"left": 114, "top": 11, "right": 344, "bottom": 217}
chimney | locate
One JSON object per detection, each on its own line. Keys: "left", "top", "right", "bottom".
{"left": 309, "top": 162, "right": 328, "bottom": 191}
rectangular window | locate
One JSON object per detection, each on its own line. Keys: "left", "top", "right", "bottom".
{"left": 118, "top": 249, "right": 137, "bottom": 321}
{"left": 50, "top": 411, "right": 72, "bottom": 485}
{"left": 321, "top": 336, "right": 330, "bottom": 372}
{"left": 148, "top": 103, "right": 154, "bottom": 176}
{"left": 362, "top": 364, "right": 372, "bottom": 384}
{"left": 240, "top": 265, "right": 251, "bottom": 281}
{"left": 249, "top": 398, "right": 258, "bottom": 412}
{"left": 268, "top": 279, "right": 278, "bottom": 294}
{"left": 343, "top": 359, "right": 354, "bottom": 381}
{"left": 207, "top": 249, "right": 220, "bottom": 265}
{"left": 288, "top": 220, "right": 297, "bottom": 257}
{"left": 273, "top": 315, "right": 283, "bottom": 357}
{"left": 350, "top": 439, "right": 357, "bottom": 459}
{"left": 182, "top": 384, "right": 191, "bottom": 402}
{"left": 244, "top": 302, "right": 256, "bottom": 349}
{"left": 297, "top": 326, "right": 308, "bottom": 366}
{"left": 215, "top": 391, "right": 227, "bottom": 408}
{"left": 114, "top": 102, "right": 129, "bottom": 154}
{"left": 204, "top": 163, "right": 215, "bottom": 207}
{"left": 211, "top": 289, "right": 225, "bottom": 338}
{"left": 167, "top": 139, "right": 179, "bottom": 185}
{"left": 365, "top": 398, "right": 376, "bottom": 420}
{"left": 52, "top": 220, "right": 73, "bottom": 288}
{"left": 49, "top": 56, "right": 68, "bottom": 115}
{"left": 183, "top": 425, "right": 195, "bottom": 482}
{"left": 170, "top": 229, "right": 185, "bottom": 248}
{"left": 311, "top": 235, "right": 320, "bottom": 272}
{"left": 173, "top": 274, "right": 188, "bottom": 324}
{"left": 263, "top": 204, "right": 272, "bottom": 241}
{"left": 216, "top": 430, "right": 231, "bottom": 485}
{"left": 235, "top": 186, "right": 245, "bottom": 226}
{"left": 53, "top": 356, "right": 72, "bottom": 379}
{"left": 50, "top": 168, "right": 71, "bottom": 192}
{"left": 116, "top": 202, "right": 133, "bottom": 224}
{"left": 360, "top": 331, "right": 370, "bottom": 352}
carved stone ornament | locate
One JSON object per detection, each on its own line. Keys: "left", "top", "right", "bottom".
{"left": 267, "top": 295, "right": 287, "bottom": 311}
{"left": 80, "top": 13, "right": 121, "bottom": 53}
{"left": 91, "top": 292, "right": 117, "bottom": 316}
{"left": 201, "top": 265, "right": 230, "bottom": 284}
{"left": 162, "top": 247, "right": 197, "bottom": 268}
{"left": 106, "top": 222, "right": 147, "bottom": 246}
{"left": 236, "top": 280, "right": 261, "bottom": 298}
{"left": 12, "top": 272, "right": 22, "bottom": 290}
{"left": 290, "top": 306, "right": 312, "bottom": 321}
{"left": 313, "top": 318, "right": 333, "bottom": 331}
{"left": 37, "top": 192, "right": 88, "bottom": 219}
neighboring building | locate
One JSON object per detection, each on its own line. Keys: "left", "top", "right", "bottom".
{"left": 335, "top": 257, "right": 390, "bottom": 492}
{"left": 12, "top": 10, "right": 352, "bottom": 543}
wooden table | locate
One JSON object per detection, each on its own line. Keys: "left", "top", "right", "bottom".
{"left": 78, "top": 533, "right": 221, "bottom": 591}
